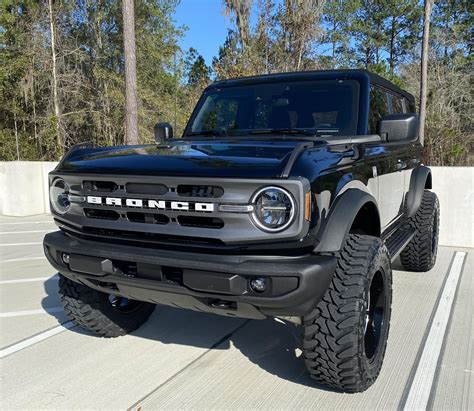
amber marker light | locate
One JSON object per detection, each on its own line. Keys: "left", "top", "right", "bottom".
{"left": 305, "top": 192, "right": 311, "bottom": 221}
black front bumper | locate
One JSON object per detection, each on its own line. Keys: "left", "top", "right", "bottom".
{"left": 44, "top": 231, "right": 336, "bottom": 320}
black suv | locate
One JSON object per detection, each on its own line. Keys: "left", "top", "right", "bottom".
{"left": 44, "top": 70, "right": 439, "bottom": 392}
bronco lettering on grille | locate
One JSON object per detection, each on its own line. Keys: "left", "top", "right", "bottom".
{"left": 86, "top": 196, "right": 215, "bottom": 212}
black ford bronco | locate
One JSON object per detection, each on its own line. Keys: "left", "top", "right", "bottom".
{"left": 44, "top": 69, "right": 440, "bottom": 392}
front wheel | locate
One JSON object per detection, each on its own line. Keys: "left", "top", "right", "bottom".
{"left": 59, "top": 275, "right": 156, "bottom": 337}
{"left": 302, "top": 234, "right": 392, "bottom": 392}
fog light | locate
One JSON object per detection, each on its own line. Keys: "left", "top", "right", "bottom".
{"left": 62, "top": 253, "right": 70, "bottom": 264}
{"left": 250, "top": 277, "right": 268, "bottom": 293}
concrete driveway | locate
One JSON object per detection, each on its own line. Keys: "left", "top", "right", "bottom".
{"left": 0, "top": 215, "right": 472, "bottom": 409}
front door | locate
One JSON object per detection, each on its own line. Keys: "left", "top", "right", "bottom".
{"left": 368, "top": 86, "right": 406, "bottom": 230}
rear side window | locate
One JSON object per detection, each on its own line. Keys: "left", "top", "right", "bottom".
{"left": 368, "top": 87, "right": 389, "bottom": 134}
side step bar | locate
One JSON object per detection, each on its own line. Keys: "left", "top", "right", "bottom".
{"left": 385, "top": 229, "right": 415, "bottom": 262}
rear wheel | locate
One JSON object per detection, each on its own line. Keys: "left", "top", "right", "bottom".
{"left": 401, "top": 190, "right": 440, "bottom": 272}
{"left": 59, "top": 275, "right": 156, "bottom": 337}
{"left": 302, "top": 234, "right": 392, "bottom": 392}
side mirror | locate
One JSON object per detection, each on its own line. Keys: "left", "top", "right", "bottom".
{"left": 378, "top": 113, "right": 419, "bottom": 142}
{"left": 154, "top": 122, "right": 173, "bottom": 144}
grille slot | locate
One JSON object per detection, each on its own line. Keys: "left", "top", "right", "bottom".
{"left": 177, "top": 216, "right": 224, "bottom": 229}
{"left": 84, "top": 208, "right": 120, "bottom": 220}
{"left": 177, "top": 185, "right": 224, "bottom": 198}
{"left": 83, "top": 181, "right": 117, "bottom": 192}
{"left": 126, "top": 183, "right": 168, "bottom": 195}
{"left": 80, "top": 226, "right": 224, "bottom": 246}
{"left": 127, "top": 212, "right": 169, "bottom": 225}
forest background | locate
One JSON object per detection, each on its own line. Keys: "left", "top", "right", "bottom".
{"left": 1, "top": 0, "right": 472, "bottom": 165}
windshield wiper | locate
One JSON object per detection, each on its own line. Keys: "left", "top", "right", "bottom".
{"left": 186, "top": 129, "right": 228, "bottom": 137}
{"left": 249, "top": 128, "right": 316, "bottom": 137}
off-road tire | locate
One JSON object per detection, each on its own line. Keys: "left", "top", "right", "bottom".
{"left": 400, "top": 190, "right": 440, "bottom": 272}
{"left": 59, "top": 275, "right": 156, "bottom": 337}
{"left": 302, "top": 234, "right": 392, "bottom": 393}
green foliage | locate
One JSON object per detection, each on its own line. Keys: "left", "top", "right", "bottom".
{"left": 1, "top": 0, "right": 189, "bottom": 159}
{"left": 1, "top": 0, "right": 472, "bottom": 166}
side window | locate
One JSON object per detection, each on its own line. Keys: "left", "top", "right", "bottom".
{"left": 407, "top": 99, "right": 416, "bottom": 114}
{"left": 390, "top": 94, "right": 405, "bottom": 114}
{"left": 368, "top": 87, "right": 389, "bottom": 134}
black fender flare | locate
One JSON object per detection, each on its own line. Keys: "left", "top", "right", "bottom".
{"left": 314, "top": 188, "right": 380, "bottom": 253}
{"left": 405, "top": 165, "right": 432, "bottom": 218}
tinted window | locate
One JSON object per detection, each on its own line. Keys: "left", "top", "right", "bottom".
{"left": 390, "top": 94, "right": 405, "bottom": 114}
{"left": 368, "top": 87, "right": 389, "bottom": 134}
{"left": 187, "top": 80, "right": 360, "bottom": 137}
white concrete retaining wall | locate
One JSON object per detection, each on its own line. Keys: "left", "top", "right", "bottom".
{"left": 0, "top": 161, "right": 58, "bottom": 216}
{"left": 430, "top": 167, "right": 473, "bottom": 248}
{"left": 0, "top": 162, "right": 472, "bottom": 248}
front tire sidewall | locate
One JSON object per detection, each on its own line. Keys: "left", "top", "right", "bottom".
{"left": 59, "top": 275, "right": 155, "bottom": 337}
{"left": 302, "top": 235, "right": 392, "bottom": 392}
{"left": 357, "top": 246, "right": 392, "bottom": 383}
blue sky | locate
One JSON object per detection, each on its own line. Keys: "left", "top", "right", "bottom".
{"left": 174, "top": 0, "right": 232, "bottom": 65}
{"left": 174, "top": 0, "right": 260, "bottom": 65}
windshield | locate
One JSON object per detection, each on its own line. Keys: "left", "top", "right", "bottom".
{"left": 185, "top": 79, "right": 360, "bottom": 137}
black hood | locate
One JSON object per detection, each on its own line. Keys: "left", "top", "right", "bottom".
{"left": 57, "top": 139, "right": 311, "bottom": 178}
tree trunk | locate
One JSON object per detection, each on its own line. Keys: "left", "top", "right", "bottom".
{"left": 419, "top": 0, "right": 433, "bottom": 146}
{"left": 48, "top": 0, "right": 62, "bottom": 153}
{"left": 122, "top": 0, "right": 139, "bottom": 145}
{"left": 32, "top": 94, "right": 40, "bottom": 156}
{"left": 14, "top": 113, "right": 20, "bottom": 161}
{"left": 332, "top": 21, "right": 336, "bottom": 64}
{"left": 389, "top": 17, "right": 396, "bottom": 77}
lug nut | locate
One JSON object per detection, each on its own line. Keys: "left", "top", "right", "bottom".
{"left": 62, "top": 253, "right": 70, "bottom": 264}
{"left": 250, "top": 277, "right": 268, "bottom": 293}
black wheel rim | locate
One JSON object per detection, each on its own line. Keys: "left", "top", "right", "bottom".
{"left": 364, "top": 270, "right": 386, "bottom": 361}
{"left": 108, "top": 295, "right": 143, "bottom": 313}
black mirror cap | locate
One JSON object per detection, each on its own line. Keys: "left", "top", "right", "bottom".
{"left": 378, "top": 113, "right": 419, "bottom": 143}
{"left": 154, "top": 122, "right": 174, "bottom": 143}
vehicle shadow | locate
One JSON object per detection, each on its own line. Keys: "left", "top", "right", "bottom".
{"left": 41, "top": 274, "right": 333, "bottom": 391}
{"left": 391, "top": 256, "right": 404, "bottom": 271}
{"left": 138, "top": 311, "right": 335, "bottom": 390}
{"left": 40, "top": 274, "right": 69, "bottom": 322}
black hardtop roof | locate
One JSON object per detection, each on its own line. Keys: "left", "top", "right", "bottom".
{"left": 207, "top": 69, "right": 415, "bottom": 103}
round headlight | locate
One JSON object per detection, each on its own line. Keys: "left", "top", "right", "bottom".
{"left": 50, "top": 178, "right": 71, "bottom": 214}
{"left": 251, "top": 186, "right": 295, "bottom": 232}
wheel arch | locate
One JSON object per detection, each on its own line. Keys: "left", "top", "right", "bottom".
{"left": 405, "top": 165, "right": 432, "bottom": 218}
{"left": 314, "top": 189, "right": 381, "bottom": 253}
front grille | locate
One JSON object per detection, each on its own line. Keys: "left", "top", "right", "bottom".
{"left": 52, "top": 173, "right": 308, "bottom": 246}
